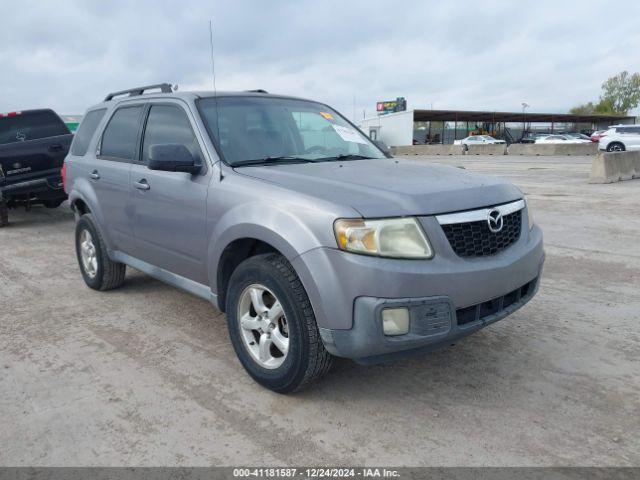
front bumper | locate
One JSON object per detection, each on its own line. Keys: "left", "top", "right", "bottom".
{"left": 291, "top": 213, "right": 544, "bottom": 363}
{"left": 319, "top": 270, "right": 541, "bottom": 364}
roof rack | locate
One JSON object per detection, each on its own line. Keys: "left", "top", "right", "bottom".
{"left": 246, "top": 89, "right": 268, "bottom": 94}
{"left": 104, "top": 83, "right": 173, "bottom": 101}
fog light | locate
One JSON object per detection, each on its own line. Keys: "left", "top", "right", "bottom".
{"left": 382, "top": 308, "right": 410, "bottom": 336}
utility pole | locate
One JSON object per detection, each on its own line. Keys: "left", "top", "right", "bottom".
{"left": 521, "top": 102, "right": 530, "bottom": 135}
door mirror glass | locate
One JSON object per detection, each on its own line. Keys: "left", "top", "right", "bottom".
{"left": 147, "top": 144, "right": 200, "bottom": 173}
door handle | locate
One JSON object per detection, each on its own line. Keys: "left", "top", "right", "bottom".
{"left": 89, "top": 170, "right": 100, "bottom": 180}
{"left": 48, "top": 143, "right": 63, "bottom": 152}
{"left": 134, "top": 179, "right": 150, "bottom": 191}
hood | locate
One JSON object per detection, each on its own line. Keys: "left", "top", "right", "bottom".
{"left": 235, "top": 158, "right": 522, "bottom": 218}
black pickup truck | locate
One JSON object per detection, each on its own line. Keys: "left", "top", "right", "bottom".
{"left": 0, "top": 109, "right": 72, "bottom": 225}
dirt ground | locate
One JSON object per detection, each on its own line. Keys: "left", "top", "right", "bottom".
{"left": 1, "top": 155, "right": 638, "bottom": 466}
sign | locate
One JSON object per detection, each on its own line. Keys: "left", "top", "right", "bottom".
{"left": 376, "top": 97, "right": 407, "bottom": 114}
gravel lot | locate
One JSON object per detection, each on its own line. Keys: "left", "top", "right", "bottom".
{"left": 1, "top": 155, "right": 638, "bottom": 466}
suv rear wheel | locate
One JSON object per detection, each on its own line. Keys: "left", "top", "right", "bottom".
{"left": 75, "top": 214, "right": 126, "bottom": 291}
{"left": 226, "top": 253, "right": 332, "bottom": 393}
{"left": 606, "top": 142, "right": 625, "bottom": 152}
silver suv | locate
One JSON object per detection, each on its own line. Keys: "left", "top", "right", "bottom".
{"left": 64, "top": 84, "right": 544, "bottom": 392}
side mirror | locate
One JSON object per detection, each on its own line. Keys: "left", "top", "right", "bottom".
{"left": 147, "top": 144, "right": 201, "bottom": 173}
{"left": 373, "top": 140, "right": 393, "bottom": 158}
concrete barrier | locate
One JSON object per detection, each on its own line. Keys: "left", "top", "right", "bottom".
{"left": 589, "top": 150, "right": 640, "bottom": 184}
{"left": 391, "top": 145, "right": 465, "bottom": 156}
{"left": 507, "top": 143, "right": 598, "bottom": 156}
{"left": 465, "top": 144, "right": 507, "bottom": 155}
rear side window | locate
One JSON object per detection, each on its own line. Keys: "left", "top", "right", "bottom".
{"left": 100, "top": 106, "right": 143, "bottom": 160}
{"left": 70, "top": 109, "right": 106, "bottom": 156}
{"left": 142, "top": 105, "right": 201, "bottom": 163}
{"left": 0, "top": 110, "right": 69, "bottom": 145}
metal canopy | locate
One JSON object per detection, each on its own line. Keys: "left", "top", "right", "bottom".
{"left": 412, "top": 109, "right": 635, "bottom": 124}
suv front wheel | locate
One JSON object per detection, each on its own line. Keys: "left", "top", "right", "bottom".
{"left": 226, "top": 253, "right": 332, "bottom": 393}
{"left": 75, "top": 214, "right": 126, "bottom": 291}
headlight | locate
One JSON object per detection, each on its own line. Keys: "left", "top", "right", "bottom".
{"left": 525, "top": 198, "right": 534, "bottom": 230}
{"left": 334, "top": 217, "right": 433, "bottom": 259}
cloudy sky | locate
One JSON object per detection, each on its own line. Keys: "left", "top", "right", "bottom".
{"left": 2, "top": 0, "right": 640, "bottom": 118}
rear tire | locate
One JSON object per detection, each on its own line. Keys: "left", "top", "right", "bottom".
{"left": 606, "top": 142, "right": 625, "bottom": 152}
{"left": 0, "top": 196, "right": 8, "bottom": 228}
{"left": 75, "top": 214, "right": 126, "bottom": 291}
{"left": 226, "top": 253, "right": 332, "bottom": 393}
{"left": 43, "top": 198, "right": 65, "bottom": 209}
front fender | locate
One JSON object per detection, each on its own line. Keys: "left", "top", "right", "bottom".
{"left": 207, "top": 201, "right": 333, "bottom": 293}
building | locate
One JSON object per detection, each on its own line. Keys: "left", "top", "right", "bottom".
{"left": 358, "top": 109, "right": 636, "bottom": 146}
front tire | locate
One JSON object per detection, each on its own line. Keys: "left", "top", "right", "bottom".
{"left": 606, "top": 142, "right": 625, "bottom": 152}
{"left": 75, "top": 214, "right": 126, "bottom": 291}
{"left": 226, "top": 253, "right": 332, "bottom": 393}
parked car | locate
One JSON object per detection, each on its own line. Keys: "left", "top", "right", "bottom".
{"left": 590, "top": 130, "right": 607, "bottom": 142}
{"left": 454, "top": 135, "right": 506, "bottom": 149}
{"left": 534, "top": 134, "right": 590, "bottom": 144}
{"left": 598, "top": 125, "right": 640, "bottom": 152}
{"left": 561, "top": 132, "right": 595, "bottom": 142}
{"left": 0, "top": 109, "right": 72, "bottom": 222}
{"left": 64, "top": 84, "right": 544, "bottom": 392}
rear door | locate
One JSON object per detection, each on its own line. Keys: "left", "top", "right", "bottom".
{"left": 89, "top": 105, "right": 144, "bottom": 251}
{"left": 128, "top": 102, "right": 210, "bottom": 284}
{"left": 622, "top": 126, "right": 640, "bottom": 150}
{"left": 0, "top": 110, "right": 72, "bottom": 187}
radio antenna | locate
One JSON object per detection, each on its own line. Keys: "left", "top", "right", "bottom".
{"left": 208, "top": 19, "right": 223, "bottom": 180}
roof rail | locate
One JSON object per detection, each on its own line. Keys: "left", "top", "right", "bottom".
{"left": 104, "top": 83, "right": 173, "bottom": 101}
{"left": 246, "top": 89, "right": 268, "bottom": 94}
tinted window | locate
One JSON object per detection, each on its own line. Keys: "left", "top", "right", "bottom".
{"left": 142, "top": 105, "right": 201, "bottom": 163}
{"left": 70, "top": 109, "right": 106, "bottom": 156}
{"left": 0, "top": 110, "right": 69, "bottom": 145}
{"left": 101, "top": 106, "right": 143, "bottom": 160}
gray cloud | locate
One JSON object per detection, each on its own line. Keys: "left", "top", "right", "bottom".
{"left": 2, "top": 0, "right": 639, "bottom": 118}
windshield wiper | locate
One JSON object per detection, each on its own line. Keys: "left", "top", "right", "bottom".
{"left": 315, "top": 154, "right": 372, "bottom": 162}
{"left": 232, "top": 156, "right": 315, "bottom": 167}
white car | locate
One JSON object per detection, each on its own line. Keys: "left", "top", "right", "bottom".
{"left": 534, "top": 134, "right": 590, "bottom": 144}
{"left": 454, "top": 135, "right": 506, "bottom": 148}
{"left": 598, "top": 125, "right": 640, "bottom": 152}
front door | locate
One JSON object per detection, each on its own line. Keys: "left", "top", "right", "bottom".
{"left": 129, "top": 103, "right": 209, "bottom": 284}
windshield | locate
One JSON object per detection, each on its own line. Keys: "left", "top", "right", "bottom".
{"left": 197, "top": 96, "right": 386, "bottom": 166}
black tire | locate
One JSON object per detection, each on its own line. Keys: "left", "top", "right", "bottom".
{"left": 226, "top": 253, "right": 333, "bottom": 393}
{"left": 606, "top": 142, "right": 625, "bottom": 152}
{"left": 0, "top": 198, "right": 8, "bottom": 228}
{"left": 43, "top": 198, "right": 65, "bottom": 209}
{"left": 75, "top": 214, "right": 126, "bottom": 291}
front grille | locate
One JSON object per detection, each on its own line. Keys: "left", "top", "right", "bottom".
{"left": 441, "top": 210, "right": 522, "bottom": 257}
{"left": 456, "top": 277, "right": 537, "bottom": 326}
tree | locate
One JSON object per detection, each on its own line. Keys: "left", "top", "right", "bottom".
{"left": 570, "top": 71, "right": 640, "bottom": 115}
{"left": 600, "top": 71, "right": 640, "bottom": 114}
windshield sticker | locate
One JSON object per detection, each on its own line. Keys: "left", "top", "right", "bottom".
{"left": 319, "top": 111, "right": 334, "bottom": 120}
{"left": 332, "top": 124, "right": 368, "bottom": 144}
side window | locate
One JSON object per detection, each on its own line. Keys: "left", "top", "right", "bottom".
{"left": 142, "top": 105, "right": 201, "bottom": 163}
{"left": 70, "top": 109, "right": 106, "bottom": 156}
{"left": 100, "top": 106, "right": 143, "bottom": 160}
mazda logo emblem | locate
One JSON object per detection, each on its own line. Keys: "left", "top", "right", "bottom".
{"left": 487, "top": 209, "right": 503, "bottom": 233}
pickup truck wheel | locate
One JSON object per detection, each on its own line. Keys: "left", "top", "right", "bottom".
{"left": 43, "top": 198, "right": 65, "bottom": 209}
{"left": 0, "top": 199, "right": 8, "bottom": 227}
{"left": 226, "top": 253, "right": 332, "bottom": 393}
{"left": 75, "top": 214, "right": 126, "bottom": 291}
